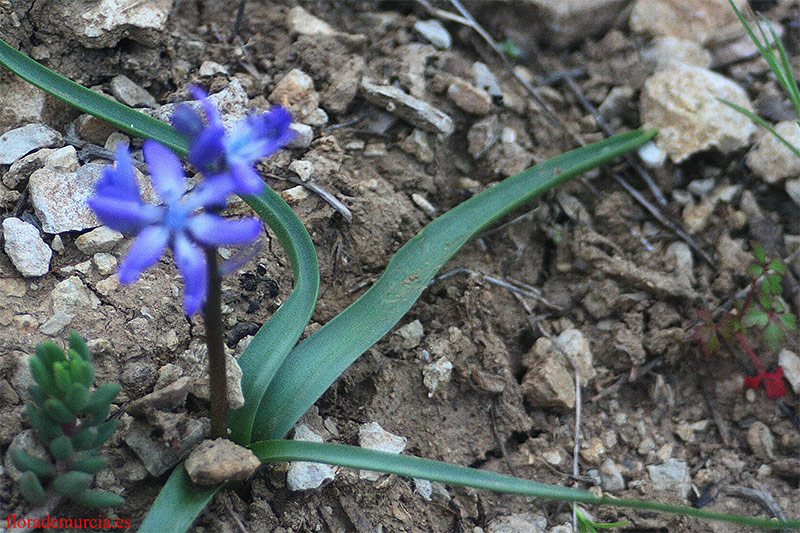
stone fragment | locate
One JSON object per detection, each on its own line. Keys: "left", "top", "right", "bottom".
{"left": 321, "top": 56, "right": 365, "bottom": 113}
{"left": 681, "top": 184, "right": 740, "bottom": 234}
{"left": 467, "top": 114, "right": 501, "bottom": 159}
{"left": 175, "top": 341, "right": 244, "bottom": 409}
{"left": 555, "top": 328, "right": 595, "bottom": 382}
{"left": 122, "top": 415, "right": 208, "bottom": 477}
{"left": 0, "top": 124, "right": 62, "bottom": 165}
{"left": 110, "top": 75, "right": 157, "bottom": 107}
{"left": 52, "top": 276, "right": 94, "bottom": 316}
{"left": 54, "top": 0, "right": 173, "bottom": 48}
{"left": 126, "top": 376, "right": 193, "bottom": 418}
{"left": 280, "top": 185, "right": 310, "bottom": 205}
{"left": 28, "top": 164, "right": 104, "bottom": 233}
{"left": 746, "top": 121, "right": 800, "bottom": 184}
{"left": 413, "top": 20, "right": 451, "bottom": 49}
{"left": 75, "top": 226, "right": 124, "bottom": 255}
{"left": 149, "top": 80, "right": 249, "bottom": 132}
{"left": 2, "top": 217, "right": 51, "bottom": 277}
{"left": 185, "top": 438, "right": 261, "bottom": 485}
{"left": 39, "top": 312, "right": 73, "bottom": 335}
{"left": 76, "top": 113, "right": 118, "bottom": 145}
{"left": 521, "top": 337, "right": 575, "bottom": 409}
{"left": 778, "top": 349, "right": 800, "bottom": 395}
{"left": 363, "top": 142, "right": 386, "bottom": 157}
{"left": 486, "top": 512, "right": 547, "bottom": 533}
{"left": 361, "top": 79, "right": 454, "bottom": 136}
{"left": 269, "top": 69, "right": 321, "bottom": 123}
{"left": 513, "top": 0, "right": 629, "bottom": 49}
{"left": 358, "top": 422, "right": 407, "bottom": 480}
{"left": 598, "top": 86, "right": 635, "bottom": 121}
{"left": 786, "top": 179, "right": 800, "bottom": 208}
{"left": 2, "top": 148, "right": 54, "bottom": 189}
{"left": 647, "top": 458, "right": 690, "bottom": 495}
{"left": 472, "top": 62, "right": 502, "bottom": 100}
{"left": 287, "top": 6, "right": 336, "bottom": 37}
{"left": 447, "top": 79, "right": 492, "bottom": 115}
{"left": 286, "top": 123, "right": 313, "bottom": 149}
{"left": 630, "top": 0, "right": 747, "bottom": 44}
{"left": 0, "top": 74, "right": 56, "bottom": 133}
{"left": 198, "top": 60, "right": 228, "bottom": 77}
{"left": 399, "top": 128, "right": 434, "bottom": 163}
{"left": 641, "top": 63, "right": 755, "bottom": 163}
{"left": 411, "top": 193, "right": 437, "bottom": 217}
{"left": 395, "top": 319, "right": 424, "bottom": 349}
{"left": 422, "top": 358, "right": 453, "bottom": 398}
{"left": 600, "top": 458, "right": 626, "bottom": 491}
{"left": 46, "top": 145, "right": 80, "bottom": 172}
{"left": 643, "top": 37, "right": 712, "bottom": 70}
{"left": 637, "top": 141, "right": 666, "bottom": 168}
{"left": 287, "top": 424, "right": 336, "bottom": 490}
{"left": 667, "top": 241, "right": 694, "bottom": 288}
{"left": 746, "top": 421, "right": 775, "bottom": 461}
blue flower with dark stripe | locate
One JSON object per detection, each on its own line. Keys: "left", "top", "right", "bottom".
{"left": 172, "top": 87, "right": 294, "bottom": 198}
{"left": 88, "top": 140, "right": 262, "bottom": 315}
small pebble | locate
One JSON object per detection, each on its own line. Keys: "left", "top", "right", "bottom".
{"left": 413, "top": 19, "right": 452, "bottom": 49}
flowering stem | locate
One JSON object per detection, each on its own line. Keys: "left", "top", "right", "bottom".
{"left": 203, "top": 248, "right": 228, "bottom": 439}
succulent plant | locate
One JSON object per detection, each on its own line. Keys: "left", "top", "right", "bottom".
{"left": 12, "top": 333, "right": 123, "bottom": 508}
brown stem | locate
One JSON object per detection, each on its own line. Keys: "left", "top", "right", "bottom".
{"left": 203, "top": 248, "right": 227, "bottom": 439}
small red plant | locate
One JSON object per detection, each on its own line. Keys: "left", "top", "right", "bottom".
{"left": 693, "top": 242, "right": 797, "bottom": 399}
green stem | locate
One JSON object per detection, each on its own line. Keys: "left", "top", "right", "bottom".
{"left": 203, "top": 249, "right": 227, "bottom": 439}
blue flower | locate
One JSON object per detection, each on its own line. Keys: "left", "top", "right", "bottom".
{"left": 88, "top": 140, "right": 262, "bottom": 315}
{"left": 172, "top": 87, "right": 295, "bottom": 197}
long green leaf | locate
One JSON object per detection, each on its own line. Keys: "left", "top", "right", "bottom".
{"left": 720, "top": 99, "right": 800, "bottom": 160}
{"left": 251, "top": 440, "right": 800, "bottom": 530}
{"left": 0, "top": 38, "right": 187, "bottom": 154}
{"left": 136, "top": 465, "right": 219, "bottom": 533}
{"left": 254, "top": 129, "right": 658, "bottom": 441}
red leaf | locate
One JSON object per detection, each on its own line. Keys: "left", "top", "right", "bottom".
{"left": 743, "top": 367, "right": 788, "bottom": 399}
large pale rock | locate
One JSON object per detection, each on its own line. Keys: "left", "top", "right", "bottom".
{"left": 269, "top": 69, "right": 322, "bottom": 124}
{"left": 643, "top": 37, "right": 712, "bottom": 70}
{"left": 28, "top": 164, "right": 103, "bottom": 233}
{"left": 0, "top": 124, "right": 62, "bottom": 165}
{"left": 2, "top": 217, "right": 51, "bottom": 277}
{"left": 184, "top": 439, "right": 261, "bottom": 485}
{"left": 521, "top": 337, "right": 575, "bottom": 409}
{"left": 630, "top": 0, "right": 748, "bottom": 44}
{"left": 358, "top": 422, "right": 407, "bottom": 481}
{"left": 746, "top": 121, "right": 800, "bottom": 184}
{"left": 641, "top": 63, "right": 756, "bottom": 163}
{"left": 287, "top": 424, "right": 336, "bottom": 490}
{"left": 361, "top": 79, "right": 454, "bottom": 136}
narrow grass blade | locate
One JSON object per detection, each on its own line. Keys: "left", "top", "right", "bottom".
{"left": 254, "top": 129, "right": 658, "bottom": 441}
{"left": 137, "top": 466, "right": 219, "bottom": 533}
{"left": 251, "top": 440, "right": 800, "bottom": 530}
{"left": 720, "top": 99, "right": 800, "bottom": 160}
{"left": 0, "top": 38, "right": 187, "bottom": 154}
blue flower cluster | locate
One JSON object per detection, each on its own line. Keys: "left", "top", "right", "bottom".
{"left": 89, "top": 89, "right": 294, "bottom": 315}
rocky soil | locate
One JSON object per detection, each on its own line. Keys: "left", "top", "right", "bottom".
{"left": 1, "top": 0, "right": 799, "bottom": 531}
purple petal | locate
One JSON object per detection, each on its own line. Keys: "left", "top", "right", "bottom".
{"left": 188, "top": 126, "right": 226, "bottom": 174}
{"left": 188, "top": 214, "right": 261, "bottom": 247}
{"left": 87, "top": 196, "right": 161, "bottom": 234}
{"left": 183, "top": 176, "right": 237, "bottom": 211}
{"left": 229, "top": 161, "right": 265, "bottom": 195}
{"left": 172, "top": 105, "right": 205, "bottom": 138}
{"left": 143, "top": 140, "right": 186, "bottom": 204}
{"left": 118, "top": 225, "right": 170, "bottom": 284}
{"left": 173, "top": 232, "right": 208, "bottom": 316}
{"left": 190, "top": 87, "right": 222, "bottom": 128}
{"left": 227, "top": 107, "right": 294, "bottom": 163}
{"left": 95, "top": 146, "right": 141, "bottom": 203}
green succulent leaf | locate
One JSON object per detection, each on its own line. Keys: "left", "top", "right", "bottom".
{"left": 52, "top": 471, "right": 94, "bottom": 497}
{"left": 18, "top": 471, "right": 47, "bottom": 506}
{"left": 26, "top": 404, "right": 64, "bottom": 442}
{"left": 69, "top": 332, "right": 92, "bottom": 362}
{"left": 11, "top": 448, "right": 55, "bottom": 478}
{"left": 43, "top": 398, "right": 76, "bottom": 425}
{"left": 29, "top": 356, "right": 58, "bottom": 397}
{"left": 72, "top": 489, "right": 125, "bottom": 508}
{"left": 36, "top": 341, "right": 66, "bottom": 369}
{"left": 53, "top": 361, "right": 73, "bottom": 394}
{"left": 82, "top": 383, "right": 121, "bottom": 415}
{"left": 65, "top": 382, "right": 89, "bottom": 412}
{"left": 71, "top": 455, "right": 108, "bottom": 474}
{"left": 49, "top": 435, "right": 75, "bottom": 462}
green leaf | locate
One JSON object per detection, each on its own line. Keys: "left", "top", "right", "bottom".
{"left": 36, "top": 341, "right": 66, "bottom": 369}
{"left": 251, "top": 439, "right": 800, "bottom": 530}
{"left": 26, "top": 404, "right": 64, "bottom": 442}
{"left": 137, "top": 465, "right": 220, "bottom": 533}
{"left": 253, "top": 129, "right": 652, "bottom": 442}
{"left": 29, "top": 356, "right": 58, "bottom": 397}
{"left": 781, "top": 313, "right": 797, "bottom": 333}
{"left": 52, "top": 361, "right": 72, "bottom": 394}
{"left": 748, "top": 264, "right": 765, "bottom": 278}
{"left": 49, "top": 435, "right": 75, "bottom": 461}
{"left": 43, "top": 398, "right": 76, "bottom": 425}
{"left": 72, "top": 489, "right": 125, "bottom": 508}
{"left": 64, "top": 382, "right": 89, "bottom": 412}
{"left": 764, "top": 321, "right": 786, "bottom": 351}
{"left": 19, "top": 471, "right": 47, "bottom": 506}
{"left": 11, "top": 448, "right": 55, "bottom": 478}
{"left": 765, "top": 274, "right": 784, "bottom": 296}
{"left": 69, "top": 332, "right": 92, "bottom": 362}
{"left": 70, "top": 455, "right": 108, "bottom": 475}
{"left": 82, "top": 383, "right": 121, "bottom": 415}
{"left": 768, "top": 259, "right": 787, "bottom": 276}
{"left": 742, "top": 307, "right": 768, "bottom": 329}
{"left": 52, "top": 471, "right": 93, "bottom": 497}
{"left": 0, "top": 38, "right": 187, "bottom": 154}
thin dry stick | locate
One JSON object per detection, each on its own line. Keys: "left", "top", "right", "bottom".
{"left": 267, "top": 172, "right": 353, "bottom": 223}
{"left": 572, "top": 371, "right": 582, "bottom": 532}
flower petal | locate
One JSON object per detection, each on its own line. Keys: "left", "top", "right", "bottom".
{"left": 87, "top": 196, "right": 161, "bottom": 234}
{"left": 118, "top": 225, "right": 170, "bottom": 284}
{"left": 173, "top": 232, "right": 208, "bottom": 316}
{"left": 188, "top": 126, "right": 226, "bottom": 174}
{"left": 183, "top": 176, "right": 237, "bottom": 211}
{"left": 188, "top": 213, "right": 261, "bottom": 247}
{"left": 172, "top": 104, "right": 205, "bottom": 138}
{"left": 229, "top": 161, "right": 265, "bottom": 195}
{"left": 95, "top": 146, "right": 141, "bottom": 203}
{"left": 227, "top": 107, "right": 294, "bottom": 164}
{"left": 143, "top": 140, "right": 186, "bottom": 204}
{"left": 190, "top": 87, "right": 222, "bottom": 128}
